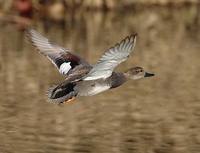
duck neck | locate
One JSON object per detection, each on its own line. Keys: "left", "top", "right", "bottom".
{"left": 110, "top": 72, "right": 127, "bottom": 89}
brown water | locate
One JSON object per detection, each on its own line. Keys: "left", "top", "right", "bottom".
{"left": 0, "top": 6, "right": 200, "bottom": 153}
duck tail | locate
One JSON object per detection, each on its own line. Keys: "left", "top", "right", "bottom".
{"left": 47, "top": 82, "right": 78, "bottom": 104}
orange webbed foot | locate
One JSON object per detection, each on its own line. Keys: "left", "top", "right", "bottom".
{"left": 63, "top": 97, "right": 76, "bottom": 104}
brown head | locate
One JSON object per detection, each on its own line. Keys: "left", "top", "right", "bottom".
{"left": 124, "top": 67, "right": 154, "bottom": 80}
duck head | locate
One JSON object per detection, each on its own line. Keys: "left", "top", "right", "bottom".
{"left": 124, "top": 67, "right": 154, "bottom": 80}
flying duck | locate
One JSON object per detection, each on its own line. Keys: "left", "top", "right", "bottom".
{"left": 26, "top": 29, "right": 154, "bottom": 104}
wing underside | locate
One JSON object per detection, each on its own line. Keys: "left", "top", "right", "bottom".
{"left": 26, "top": 29, "right": 90, "bottom": 75}
{"left": 83, "top": 34, "right": 137, "bottom": 80}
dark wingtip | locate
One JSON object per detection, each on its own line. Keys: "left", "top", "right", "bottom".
{"left": 130, "top": 33, "right": 138, "bottom": 38}
{"left": 128, "top": 33, "right": 138, "bottom": 43}
{"left": 133, "top": 33, "right": 138, "bottom": 37}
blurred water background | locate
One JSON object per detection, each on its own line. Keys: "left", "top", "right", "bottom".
{"left": 0, "top": 0, "right": 200, "bottom": 153}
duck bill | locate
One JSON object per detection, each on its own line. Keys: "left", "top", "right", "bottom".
{"left": 144, "top": 72, "right": 155, "bottom": 77}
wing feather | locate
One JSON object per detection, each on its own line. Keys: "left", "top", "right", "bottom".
{"left": 26, "top": 29, "right": 90, "bottom": 75}
{"left": 83, "top": 34, "right": 137, "bottom": 80}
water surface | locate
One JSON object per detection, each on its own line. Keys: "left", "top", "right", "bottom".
{"left": 0, "top": 6, "right": 200, "bottom": 153}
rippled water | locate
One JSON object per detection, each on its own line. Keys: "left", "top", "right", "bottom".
{"left": 0, "top": 5, "right": 200, "bottom": 153}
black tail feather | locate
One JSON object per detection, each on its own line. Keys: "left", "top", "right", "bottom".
{"left": 47, "top": 83, "right": 78, "bottom": 104}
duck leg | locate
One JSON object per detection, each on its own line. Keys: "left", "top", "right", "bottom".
{"left": 63, "top": 97, "right": 76, "bottom": 104}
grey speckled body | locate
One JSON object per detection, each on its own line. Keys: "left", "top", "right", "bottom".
{"left": 75, "top": 72, "right": 127, "bottom": 96}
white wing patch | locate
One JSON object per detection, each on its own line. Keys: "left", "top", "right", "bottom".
{"left": 59, "top": 62, "right": 71, "bottom": 74}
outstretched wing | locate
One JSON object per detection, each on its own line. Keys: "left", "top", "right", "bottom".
{"left": 83, "top": 34, "right": 137, "bottom": 80}
{"left": 26, "top": 29, "right": 90, "bottom": 75}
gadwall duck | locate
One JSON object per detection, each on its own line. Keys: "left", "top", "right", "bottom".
{"left": 26, "top": 29, "right": 154, "bottom": 104}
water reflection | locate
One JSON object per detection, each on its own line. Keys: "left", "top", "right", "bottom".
{"left": 0, "top": 6, "right": 200, "bottom": 153}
